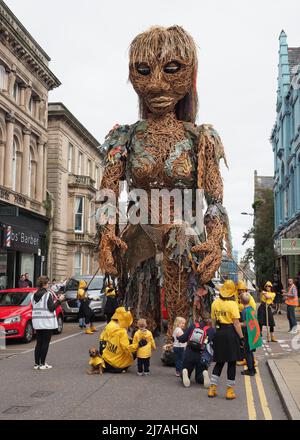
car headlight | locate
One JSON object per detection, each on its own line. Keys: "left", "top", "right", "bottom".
{"left": 4, "top": 315, "right": 21, "bottom": 324}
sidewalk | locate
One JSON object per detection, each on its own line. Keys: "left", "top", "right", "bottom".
{"left": 268, "top": 356, "right": 300, "bottom": 420}
{"left": 265, "top": 310, "right": 300, "bottom": 420}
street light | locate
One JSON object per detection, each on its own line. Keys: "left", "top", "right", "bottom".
{"left": 241, "top": 212, "right": 254, "bottom": 216}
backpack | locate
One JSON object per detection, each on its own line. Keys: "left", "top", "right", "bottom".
{"left": 187, "top": 323, "right": 210, "bottom": 351}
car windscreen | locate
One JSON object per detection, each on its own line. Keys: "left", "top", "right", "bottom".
{"left": 66, "top": 278, "right": 104, "bottom": 292}
{"left": 0, "top": 292, "right": 31, "bottom": 306}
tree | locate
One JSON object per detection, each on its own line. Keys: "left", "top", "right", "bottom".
{"left": 242, "top": 189, "right": 275, "bottom": 288}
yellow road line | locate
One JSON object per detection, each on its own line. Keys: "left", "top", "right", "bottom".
{"left": 255, "top": 366, "right": 273, "bottom": 420}
{"left": 243, "top": 366, "right": 257, "bottom": 420}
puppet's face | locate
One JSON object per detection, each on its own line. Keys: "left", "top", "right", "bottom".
{"left": 130, "top": 58, "right": 194, "bottom": 116}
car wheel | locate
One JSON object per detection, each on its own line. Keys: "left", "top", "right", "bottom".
{"left": 22, "top": 321, "right": 33, "bottom": 343}
{"left": 54, "top": 315, "right": 63, "bottom": 334}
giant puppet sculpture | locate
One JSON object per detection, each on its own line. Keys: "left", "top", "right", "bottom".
{"left": 97, "top": 26, "right": 231, "bottom": 339}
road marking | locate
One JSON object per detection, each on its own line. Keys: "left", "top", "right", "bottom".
{"left": 279, "top": 344, "right": 290, "bottom": 348}
{"left": 255, "top": 367, "right": 272, "bottom": 420}
{"left": 243, "top": 366, "right": 257, "bottom": 420}
{"left": 21, "top": 324, "right": 105, "bottom": 354}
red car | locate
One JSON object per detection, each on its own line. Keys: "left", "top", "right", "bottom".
{"left": 0, "top": 288, "right": 64, "bottom": 343}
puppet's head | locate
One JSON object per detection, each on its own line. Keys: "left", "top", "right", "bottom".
{"left": 129, "top": 25, "right": 198, "bottom": 123}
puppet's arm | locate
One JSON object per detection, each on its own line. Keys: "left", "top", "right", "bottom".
{"left": 191, "top": 125, "right": 231, "bottom": 284}
{"left": 97, "top": 125, "right": 129, "bottom": 275}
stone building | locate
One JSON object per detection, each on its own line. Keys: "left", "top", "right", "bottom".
{"left": 47, "top": 103, "right": 102, "bottom": 280}
{"left": 0, "top": 0, "right": 60, "bottom": 288}
{"left": 271, "top": 31, "right": 300, "bottom": 283}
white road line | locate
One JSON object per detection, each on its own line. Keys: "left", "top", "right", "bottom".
{"left": 280, "top": 344, "right": 290, "bottom": 348}
{"left": 20, "top": 324, "right": 105, "bottom": 355}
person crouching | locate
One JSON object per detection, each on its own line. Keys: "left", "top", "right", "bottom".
{"left": 132, "top": 319, "right": 156, "bottom": 376}
{"left": 177, "top": 315, "right": 215, "bottom": 388}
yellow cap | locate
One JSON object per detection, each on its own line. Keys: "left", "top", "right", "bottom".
{"left": 264, "top": 281, "right": 272, "bottom": 288}
{"left": 236, "top": 280, "right": 247, "bottom": 291}
{"left": 219, "top": 280, "right": 237, "bottom": 298}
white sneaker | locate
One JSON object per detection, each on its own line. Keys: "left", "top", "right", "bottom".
{"left": 203, "top": 370, "right": 211, "bottom": 388}
{"left": 39, "top": 363, "right": 52, "bottom": 370}
{"left": 182, "top": 368, "right": 190, "bottom": 387}
{"left": 33, "top": 364, "right": 40, "bottom": 370}
{"left": 291, "top": 327, "right": 298, "bottom": 334}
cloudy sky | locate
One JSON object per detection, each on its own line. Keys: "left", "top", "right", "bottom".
{"left": 5, "top": 0, "right": 300, "bottom": 258}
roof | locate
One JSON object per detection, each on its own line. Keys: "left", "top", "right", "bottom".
{"left": 288, "top": 47, "right": 300, "bottom": 76}
{"left": 48, "top": 103, "right": 100, "bottom": 150}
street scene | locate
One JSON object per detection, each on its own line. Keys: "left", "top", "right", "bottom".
{"left": 1, "top": 0, "right": 300, "bottom": 425}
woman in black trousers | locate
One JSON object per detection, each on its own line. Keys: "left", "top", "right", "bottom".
{"left": 31, "top": 276, "right": 65, "bottom": 370}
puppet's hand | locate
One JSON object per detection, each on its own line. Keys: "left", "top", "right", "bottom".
{"left": 99, "top": 228, "right": 127, "bottom": 276}
{"left": 191, "top": 217, "right": 223, "bottom": 284}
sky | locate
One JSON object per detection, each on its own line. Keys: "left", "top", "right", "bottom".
{"left": 5, "top": 0, "right": 300, "bottom": 259}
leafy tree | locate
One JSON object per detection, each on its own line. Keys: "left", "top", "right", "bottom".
{"left": 242, "top": 189, "right": 275, "bottom": 288}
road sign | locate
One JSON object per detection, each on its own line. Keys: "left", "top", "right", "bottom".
{"left": 281, "top": 238, "right": 300, "bottom": 255}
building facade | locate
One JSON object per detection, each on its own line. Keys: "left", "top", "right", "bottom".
{"left": 0, "top": 0, "right": 60, "bottom": 288}
{"left": 271, "top": 31, "right": 300, "bottom": 284}
{"left": 47, "top": 103, "right": 102, "bottom": 280}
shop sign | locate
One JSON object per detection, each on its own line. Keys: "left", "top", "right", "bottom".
{"left": 281, "top": 238, "right": 300, "bottom": 255}
{"left": 4, "top": 225, "right": 40, "bottom": 253}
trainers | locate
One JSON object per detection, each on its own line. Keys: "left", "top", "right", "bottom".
{"left": 33, "top": 364, "right": 40, "bottom": 370}
{"left": 144, "top": 372, "right": 151, "bottom": 376}
{"left": 291, "top": 327, "right": 298, "bottom": 334}
{"left": 137, "top": 372, "right": 143, "bottom": 376}
{"left": 175, "top": 371, "right": 180, "bottom": 377}
{"left": 182, "top": 368, "right": 190, "bottom": 387}
{"left": 203, "top": 370, "right": 211, "bottom": 388}
{"left": 39, "top": 363, "right": 52, "bottom": 370}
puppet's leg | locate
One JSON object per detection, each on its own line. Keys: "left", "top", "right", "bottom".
{"left": 163, "top": 247, "right": 190, "bottom": 342}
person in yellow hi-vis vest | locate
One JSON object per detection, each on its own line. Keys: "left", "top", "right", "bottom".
{"left": 235, "top": 280, "right": 258, "bottom": 367}
{"left": 99, "top": 307, "right": 136, "bottom": 372}
{"left": 257, "top": 281, "right": 277, "bottom": 342}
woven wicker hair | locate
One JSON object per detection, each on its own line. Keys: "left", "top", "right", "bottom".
{"left": 129, "top": 25, "right": 198, "bottom": 123}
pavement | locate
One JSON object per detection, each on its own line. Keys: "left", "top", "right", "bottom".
{"left": 265, "top": 308, "right": 300, "bottom": 420}
{"left": 0, "top": 314, "right": 293, "bottom": 420}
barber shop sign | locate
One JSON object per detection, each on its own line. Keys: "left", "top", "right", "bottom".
{"left": 5, "top": 225, "right": 40, "bottom": 253}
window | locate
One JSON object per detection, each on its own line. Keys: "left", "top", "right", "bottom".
{"left": 0, "top": 65, "right": 7, "bottom": 90}
{"left": 28, "top": 149, "right": 32, "bottom": 198}
{"left": 86, "top": 254, "right": 90, "bottom": 275}
{"left": 75, "top": 196, "right": 84, "bottom": 232}
{"left": 13, "top": 81, "right": 20, "bottom": 103}
{"left": 28, "top": 97, "right": 33, "bottom": 114}
{"left": 74, "top": 252, "right": 82, "bottom": 276}
{"left": 88, "top": 159, "right": 92, "bottom": 177}
{"left": 12, "top": 139, "right": 17, "bottom": 191}
{"left": 78, "top": 152, "right": 82, "bottom": 175}
{"left": 67, "top": 143, "right": 73, "bottom": 173}
{"left": 95, "top": 166, "right": 99, "bottom": 188}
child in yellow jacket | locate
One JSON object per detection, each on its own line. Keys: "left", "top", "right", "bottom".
{"left": 133, "top": 318, "right": 156, "bottom": 376}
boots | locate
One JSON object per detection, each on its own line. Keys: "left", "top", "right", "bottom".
{"left": 85, "top": 328, "right": 94, "bottom": 335}
{"left": 226, "top": 386, "right": 236, "bottom": 400}
{"left": 271, "top": 334, "right": 277, "bottom": 342}
{"left": 208, "top": 384, "right": 217, "bottom": 398}
{"left": 90, "top": 326, "right": 97, "bottom": 332}
{"left": 237, "top": 359, "right": 247, "bottom": 366}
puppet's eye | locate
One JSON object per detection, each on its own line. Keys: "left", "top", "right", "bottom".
{"left": 164, "top": 61, "right": 181, "bottom": 74}
{"left": 136, "top": 63, "right": 150, "bottom": 75}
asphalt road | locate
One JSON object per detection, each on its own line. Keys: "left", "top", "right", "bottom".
{"left": 0, "top": 315, "right": 293, "bottom": 420}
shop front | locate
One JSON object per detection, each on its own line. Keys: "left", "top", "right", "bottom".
{"left": 0, "top": 211, "right": 48, "bottom": 288}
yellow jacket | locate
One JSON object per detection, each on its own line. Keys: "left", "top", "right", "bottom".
{"left": 260, "top": 290, "right": 276, "bottom": 305}
{"left": 238, "top": 294, "right": 256, "bottom": 312}
{"left": 132, "top": 329, "right": 156, "bottom": 359}
{"left": 100, "top": 320, "right": 135, "bottom": 369}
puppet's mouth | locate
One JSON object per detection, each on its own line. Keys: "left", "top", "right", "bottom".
{"left": 149, "top": 95, "right": 174, "bottom": 107}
